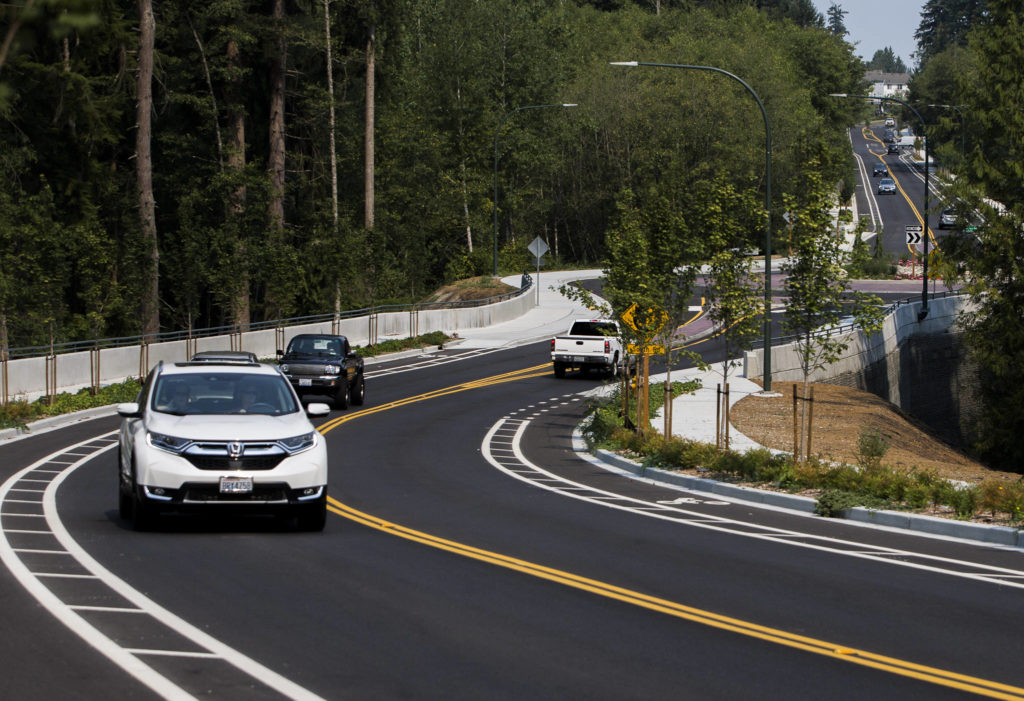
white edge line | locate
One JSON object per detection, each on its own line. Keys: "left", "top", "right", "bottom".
{"left": 43, "top": 438, "right": 328, "bottom": 701}
{"left": 0, "top": 439, "right": 199, "bottom": 701}
{"left": 482, "top": 416, "right": 1024, "bottom": 590}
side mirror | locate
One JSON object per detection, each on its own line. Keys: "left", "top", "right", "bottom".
{"left": 276, "top": 349, "right": 284, "bottom": 356}
{"left": 116, "top": 402, "right": 141, "bottom": 418}
{"left": 305, "top": 402, "right": 331, "bottom": 417}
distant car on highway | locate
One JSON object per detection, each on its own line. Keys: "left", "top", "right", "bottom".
{"left": 877, "top": 178, "right": 896, "bottom": 195}
{"left": 887, "top": 142, "right": 900, "bottom": 154}
{"left": 939, "top": 208, "right": 958, "bottom": 229}
{"left": 885, "top": 117, "right": 895, "bottom": 127}
{"left": 872, "top": 163, "right": 887, "bottom": 177}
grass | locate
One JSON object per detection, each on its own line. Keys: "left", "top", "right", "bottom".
{"left": 1, "top": 331, "right": 454, "bottom": 429}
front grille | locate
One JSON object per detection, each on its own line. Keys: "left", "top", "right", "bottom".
{"left": 183, "top": 441, "right": 286, "bottom": 471}
{"left": 287, "top": 364, "right": 332, "bottom": 375}
{"left": 184, "top": 454, "right": 286, "bottom": 471}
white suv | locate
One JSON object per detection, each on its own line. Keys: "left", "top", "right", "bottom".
{"left": 117, "top": 360, "right": 331, "bottom": 531}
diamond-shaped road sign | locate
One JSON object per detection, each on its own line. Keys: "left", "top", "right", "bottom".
{"left": 527, "top": 236, "right": 549, "bottom": 260}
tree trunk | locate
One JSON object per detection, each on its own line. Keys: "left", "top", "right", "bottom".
{"left": 364, "top": 24, "right": 375, "bottom": 231}
{"left": 136, "top": 0, "right": 159, "bottom": 338}
{"left": 266, "top": 0, "right": 287, "bottom": 320}
{"left": 226, "top": 37, "right": 250, "bottom": 328}
{"left": 324, "top": 0, "right": 341, "bottom": 314}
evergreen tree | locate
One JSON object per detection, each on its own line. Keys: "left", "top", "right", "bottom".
{"left": 867, "top": 47, "right": 908, "bottom": 73}
{"left": 936, "top": 0, "right": 1024, "bottom": 469}
{"left": 826, "top": 3, "right": 847, "bottom": 36}
{"left": 915, "top": 0, "right": 988, "bottom": 64}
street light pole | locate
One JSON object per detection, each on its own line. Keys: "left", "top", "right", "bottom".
{"left": 611, "top": 61, "right": 774, "bottom": 391}
{"left": 830, "top": 93, "right": 930, "bottom": 320}
{"left": 492, "top": 103, "right": 578, "bottom": 277}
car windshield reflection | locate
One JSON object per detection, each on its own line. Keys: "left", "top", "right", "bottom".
{"left": 152, "top": 373, "right": 298, "bottom": 416}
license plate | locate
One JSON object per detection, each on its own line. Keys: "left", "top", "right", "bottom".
{"left": 219, "top": 476, "right": 253, "bottom": 494}
{"left": 298, "top": 379, "right": 312, "bottom": 386}
{"left": 573, "top": 356, "right": 586, "bottom": 363}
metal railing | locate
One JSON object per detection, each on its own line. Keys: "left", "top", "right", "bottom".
{"left": 750, "top": 288, "right": 965, "bottom": 348}
{"left": 1, "top": 279, "right": 532, "bottom": 362}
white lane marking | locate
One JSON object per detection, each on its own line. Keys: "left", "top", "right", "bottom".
{"left": 483, "top": 412, "right": 1024, "bottom": 589}
{"left": 0, "top": 432, "right": 326, "bottom": 701}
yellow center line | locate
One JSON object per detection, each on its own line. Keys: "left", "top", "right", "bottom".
{"left": 862, "top": 126, "right": 938, "bottom": 249}
{"left": 328, "top": 499, "right": 1024, "bottom": 700}
{"left": 317, "top": 352, "right": 1024, "bottom": 698}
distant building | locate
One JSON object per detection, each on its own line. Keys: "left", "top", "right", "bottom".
{"left": 864, "top": 70, "right": 910, "bottom": 100}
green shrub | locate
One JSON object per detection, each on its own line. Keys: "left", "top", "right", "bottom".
{"left": 356, "top": 331, "right": 450, "bottom": 357}
{"left": 815, "top": 489, "right": 888, "bottom": 517}
{"left": 0, "top": 379, "right": 142, "bottom": 430}
{"left": 856, "top": 428, "right": 889, "bottom": 468}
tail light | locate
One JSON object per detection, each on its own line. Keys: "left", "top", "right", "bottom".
{"left": 604, "top": 340, "right": 610, "bottom": 353}
{"left": 550, "top": 339, "right": 556, "bottom": 351}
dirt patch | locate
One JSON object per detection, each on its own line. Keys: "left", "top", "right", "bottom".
{"left": 423, "top": 276, "right": 516, "bottom": 304}
{"left": 728, "top": 381, "right": 1021, "bottom": 485}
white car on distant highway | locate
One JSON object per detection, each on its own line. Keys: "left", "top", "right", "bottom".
{"left": 117, "top": 359, "right": 330, "bottom": 531}
{"left": 877, "top": 178, "right": 897, "bottom": 195}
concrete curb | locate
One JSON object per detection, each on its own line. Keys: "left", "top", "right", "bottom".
{"left": 0, "top": 405, "right": 118, "bottom": 443}
{"left": 580, "top": 442, "right": 1024, "bottom": 550}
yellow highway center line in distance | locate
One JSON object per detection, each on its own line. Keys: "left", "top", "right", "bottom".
{"left": 862, "top": 126, "right": 938, "bottom": 247}
{"left": 315, "top": 361, "right": 1024, "bottom": 699}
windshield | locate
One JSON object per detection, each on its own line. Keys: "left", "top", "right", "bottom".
{"left": 153, "top": 373, "right": 299, "bottom": 416}
{"left": 286, "top": 336, "right": 343, "bottom": 357}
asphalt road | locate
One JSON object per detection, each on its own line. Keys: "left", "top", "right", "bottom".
{"left": 5, "top": 336, "right": 1024, "bottom": 700}
{"left": 851, "top": 124, "right": 952, "bottom": 259}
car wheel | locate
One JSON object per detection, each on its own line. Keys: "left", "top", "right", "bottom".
{"left": 296, "top": 495, "right": 327, "bottom": 532}
{"left": 351, "top": 374, "right": 366, "bottom": 406}
{"left": 335, "top": 383, "right": 350, "bottom": 410}
{"left": 608, "top": 354, "right": 620, "bottom": 378}
{"left": 553, "top": 362, "right": 566, "bottom": 378}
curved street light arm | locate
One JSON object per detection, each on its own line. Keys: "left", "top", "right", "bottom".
{"left": 612, "top": 61, "right": 774, "bottom": 390}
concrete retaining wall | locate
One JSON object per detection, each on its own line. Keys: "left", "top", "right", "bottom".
{"left": 744, "top": 295, "right": 968, "bottom": 386}
{"left": 744, "top": 294, "right": 977, "bottom": 447}
{"left": 3, "top": 289, "right": 535, "bottom": 402}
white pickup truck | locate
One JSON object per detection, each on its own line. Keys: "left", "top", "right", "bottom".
{"left": 550, "top": 319, "right": 622, "bottom": 378}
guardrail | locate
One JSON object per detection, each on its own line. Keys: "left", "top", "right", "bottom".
{"left": 1, "top": 276, "right": 534, "bottom": 404}
{"left": 750, "top": 288, "right": 964, "bottom": 348}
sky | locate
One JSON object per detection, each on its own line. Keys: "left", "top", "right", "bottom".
{"left": 810, "top": 0, "right": 925, "bottom": 70}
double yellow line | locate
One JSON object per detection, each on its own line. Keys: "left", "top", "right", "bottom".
{"left": 316, "top": 336, "right": 1024, "bottom": 698}
{"left": 329, "top": 500, "right": 1024, "bottom": 699}
{"left": 862, "top": 126, "right": 938, "bottom": 250}
{"left": 317, "top": 363, "right": 552, "bottom": 433}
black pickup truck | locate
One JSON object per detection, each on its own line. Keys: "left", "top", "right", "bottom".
{"left": 277, "top": 333, "right": 365, "bottom": 409}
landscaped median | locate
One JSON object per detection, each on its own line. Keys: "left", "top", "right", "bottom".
{"left": 577, "top": 382, "right": 1024, "bottom": 547}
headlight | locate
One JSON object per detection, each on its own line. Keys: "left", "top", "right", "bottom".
{"left": 280, "top": 363, "right": 290, "bottom": 372}
{"left": 324, "top": 365, "right": 341, "bottom": 375}
{"left": 279, "top": 431, "right": 317, "bottom": 454}
{"left": 147, "top": 431, "right": 191, "bottom": 454}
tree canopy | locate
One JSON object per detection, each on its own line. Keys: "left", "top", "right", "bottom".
{"left": 0, "top": 0, "right": 864, "bottom": 350}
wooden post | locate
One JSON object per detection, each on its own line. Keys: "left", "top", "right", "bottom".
{"left": 724, "top": 382, "right": 730, "bottom": 451}
{"left": 792, "top": 384, "right": 800, "bottom": 460}
{"left": 663, "top": 381, "right": 671, "bottom": 437}
{"left": 807, "top": 385, "right": 815, "bottom": 458}
{"left": 715, "top": 383, "right": 722, "bottom": 449}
